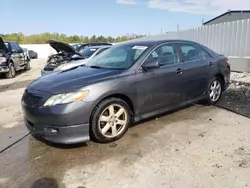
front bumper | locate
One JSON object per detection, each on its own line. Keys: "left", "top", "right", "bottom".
{"left": 0, "top": 66, "right": 9, "bottom": 73}
{"left": 22, "top": 100, "right": 93, "bottom": 144}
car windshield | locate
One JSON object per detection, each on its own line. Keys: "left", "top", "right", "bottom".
{"left": 79, "top": 47, "right": 99, "bottom": 58}
{"left": 85, "top": 44, "right": 148, "bottom": 70}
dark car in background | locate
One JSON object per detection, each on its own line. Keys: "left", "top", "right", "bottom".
{"left": 0, "top": 37, "right": 30, "bottom": 78}
{"left": 76, "top": 42, "right": 112, "bottom": 51}
{"left": 22, "top": 39, "right": 230, "bottom": 144}
{"left": 28, "top": 50, "right": 38, "bottom": 59}
{"left": 41, "top": 40, "right": 112, "bottom": 76}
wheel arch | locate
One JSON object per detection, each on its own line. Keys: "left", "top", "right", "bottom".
{"left": 94, "top": 93, "right": 135, "bottom": 116}
{"left": 214, "top": 74, "right": 225, "bottom": 89}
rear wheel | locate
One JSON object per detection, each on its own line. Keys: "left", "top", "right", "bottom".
{"left": 25, "top": 60, "right": 31, "bottom": 71}
{"left": 90, "top": 98, "right": 131, "bottom": 143}
{"left": 5, "top": 63, "right": 16, "bottom": 78}
{"left": 205, "top": 77, "right": 223, "bottom": 104}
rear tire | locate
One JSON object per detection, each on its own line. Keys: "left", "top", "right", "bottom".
{"left": 5, "top": 63, "right": 16, "bottom": 78}
{"left": 205, "top": 77, "right": 223, "bottom": 105}
{"left": 90, "top": 98, "right": 132, "bottom": 143}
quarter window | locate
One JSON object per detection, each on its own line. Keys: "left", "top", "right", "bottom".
{"left": 179, "top": 43, "right": 201, "bottom": 62}
{"left": 145, "top": 44, "right": 178, "bottom": 66}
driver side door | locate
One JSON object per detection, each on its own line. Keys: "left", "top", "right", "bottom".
{"left": 134, "top": 42, "right": 185, "bottom": 115}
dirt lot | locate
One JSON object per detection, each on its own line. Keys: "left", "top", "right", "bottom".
{"left": 0, "top": 60, "right": 250, "bottom": 188}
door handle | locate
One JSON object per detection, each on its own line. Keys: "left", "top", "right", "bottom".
{"left": 209, "top": 62, "right": 214, "bottom": 67}
{"left": 176, "top": 68, "right": 183, "bottom": 75}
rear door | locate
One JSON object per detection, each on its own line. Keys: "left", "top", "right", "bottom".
{"left": 15, "top": 43, "right": 25, "bottom": 66}
{"left": 10, "top": 42, "right": 20, "bottom": 68}
{"left": 177, "top": 42, "right": 209, "bottom": 102}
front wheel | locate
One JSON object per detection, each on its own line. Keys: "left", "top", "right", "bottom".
{"left": 205, "top": 77, "right": 223, "bottom": 104}
{"left": 90, "top": 98, "right": 132, "bottom": 143}
{"left": 5, "top": 63, "right": 16, "bottom": 78}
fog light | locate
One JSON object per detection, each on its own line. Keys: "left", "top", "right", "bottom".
{"left": 44, "top": 127, "right": 58, "bottom": 133}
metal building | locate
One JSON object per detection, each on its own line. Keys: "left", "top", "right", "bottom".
{"left": 203, "top": 10, "right": 250, "bottom": 26}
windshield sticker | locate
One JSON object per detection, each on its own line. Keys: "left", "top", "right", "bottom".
{"left": 132, "top": 46, "right": 148, "bottom": 50}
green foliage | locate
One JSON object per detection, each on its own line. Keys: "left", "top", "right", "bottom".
{"left": 0, "top": 33, "right": 146, "bottom": 44}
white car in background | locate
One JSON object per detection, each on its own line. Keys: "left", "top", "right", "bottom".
{"left": 56, "top": 45, "right": 111, "bottom": 71}
{"left": 41, "top": 42, "right": 111, "bottom": 76}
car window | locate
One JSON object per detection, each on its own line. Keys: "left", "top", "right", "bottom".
{"left": 179, "top": 43, "right": 202, "bottom": 62}
{"left": 144, "top": 43, "right": 179, "bottom": 66}
{"left": 95, "top": 48, "right": 109, "bottom": 56}
{"left": 201, "top": 50, "right": 213, "bottom": 60}
{"left": 85, "top": 45, "right": 148, "bottom": 70}
{"left": 10, "top": 43, "right": 17, "bottom": 51}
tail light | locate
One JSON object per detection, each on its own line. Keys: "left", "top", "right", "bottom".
{"left": 226, "top": 59, "right": 230, "bottom": 66}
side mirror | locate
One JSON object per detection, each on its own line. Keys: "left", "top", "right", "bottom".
{"left": 141, "top": 60, "right": 160, "bottom": 70}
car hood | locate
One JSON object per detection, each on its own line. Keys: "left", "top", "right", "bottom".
{"left": 29, "top": 66, "right": 123, "bottom": 94}
{"left": 0, "top": 37, "right": 8, "bottom": 53}
{"left": 47, "top": 40, "right": 81, "bottom": 55}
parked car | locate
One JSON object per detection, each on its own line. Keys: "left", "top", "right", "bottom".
{"left": 28, "top": 50, "right": 38, "bottom": 59}
{"left": 70, "top": 43, "right": 82, "bottom": 50}
{"left": 22, "top": 48, "right": 30, "bottom": 61}
{"left": 41, "top": 40, "right": 85, "bottom": 76}
{"left": 22, "top": 39, "right": 230, "bottom": 144}
{"left": 41, "top": 45, "right": 111, "bottom": 75}
{"left": 76, "top": 42, "right": 112, "bottom": 51}
{"left": 0, "top": 37, "right": 30, "bottom": 78}
{"left": 41, "top": 41, "right": 112, "bottom": 76}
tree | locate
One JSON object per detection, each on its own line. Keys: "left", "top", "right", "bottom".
{"left": 1, "top": 33, "right": 146, "bottom": 44}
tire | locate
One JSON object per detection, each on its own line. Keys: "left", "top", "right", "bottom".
{"left": 5, "top": 63, "right": 16, "bottom": 78}
{"left": 25, "top": 60, "right": 31, "bottom": 71}
{"left": 90, "top": 98, "right": 132, "bottom": 143}
{"left": 205, "top": 77, "right": 223, "bottom": 105}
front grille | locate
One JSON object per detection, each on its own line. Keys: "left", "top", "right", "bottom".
{"left": 22, "top": 90, "right": 43, "bottom": 107}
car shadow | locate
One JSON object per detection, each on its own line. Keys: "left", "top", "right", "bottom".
{"left": 29, "top": 177, "right": 62, "bottom": 188}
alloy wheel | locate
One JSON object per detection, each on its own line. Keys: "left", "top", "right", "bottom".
{"left": 98, "top": 104, "right": 128, "bottom": 138}
{"left": 209, "top": 80, "right": 221, "bottom": 102}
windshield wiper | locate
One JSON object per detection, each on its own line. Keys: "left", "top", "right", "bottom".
{"left": 89, "top": 65, "right": 105, "bottom": 69}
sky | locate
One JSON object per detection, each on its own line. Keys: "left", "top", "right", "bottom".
{"left": 2, "top": 0, "right": 250, "bottom": 37}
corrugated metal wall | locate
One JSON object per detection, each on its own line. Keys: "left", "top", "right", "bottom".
{"left": 145, "top": 19, "right": 250, "bottom": 58}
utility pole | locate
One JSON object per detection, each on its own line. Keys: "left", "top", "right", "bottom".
{"left": 161, "top": 28, "right": 163, "bottom": 34}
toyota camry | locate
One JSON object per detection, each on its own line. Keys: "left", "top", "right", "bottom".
{"left": 21, "top": 39, "right": 230, "bottom": 144}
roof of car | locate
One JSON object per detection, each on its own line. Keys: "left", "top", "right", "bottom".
{"left": 117, "top": 37, "right": 196, "bottom": 46}
{"left": 86, "top": 45, "right": 111, "bottom": 49}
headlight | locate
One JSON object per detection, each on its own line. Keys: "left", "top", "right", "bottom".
{"left": 0, "top": 57, "right": 7, "bottom": 62}
{"left": 43, "top": 91, "right": 89, "bottom": 107}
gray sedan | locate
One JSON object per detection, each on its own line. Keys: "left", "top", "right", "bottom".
{"left": 22, "top": 39, "right": 230, "bottom": 144}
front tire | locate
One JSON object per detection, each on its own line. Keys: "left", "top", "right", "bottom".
{"left": 90, "top": 98, "right": 132, "bottom": 143}
{"left": 5, "top": 63, "right": 16, "bottom": 78}
{"left": 205, "top": 77, "right": 223, "bottom": 104}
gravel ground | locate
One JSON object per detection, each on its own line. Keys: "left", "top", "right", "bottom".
{"left": 216, "top": 72, "right": 250, "bottom": 118}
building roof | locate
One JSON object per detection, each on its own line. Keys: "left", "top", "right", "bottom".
{"left": 203, "top": 10, "right": 250, "bottom": 25}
